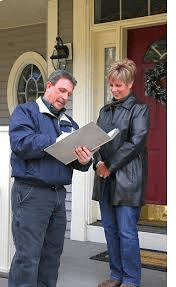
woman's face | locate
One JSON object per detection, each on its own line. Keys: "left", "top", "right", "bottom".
{"left": 109, "top": 77, "right": 133, "bottom": 100}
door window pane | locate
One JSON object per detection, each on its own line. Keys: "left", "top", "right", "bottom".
{"left": 104, "top": 47, "right": 116, "bottom": 104}
{"left": 144, "top": 37, "right": 167, "bottom": 103}
{"left": 144, "top": 37, "right": 167, "bottom": 62}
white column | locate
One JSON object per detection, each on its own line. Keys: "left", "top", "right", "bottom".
{"left": 0, "top": 127, "right": 14, "bottom": 273}
{"left": 47, "top": 0, "right": 58, "bottom": 76}
{"left": 71, "top": 0, "right": 94, "bottom": 241}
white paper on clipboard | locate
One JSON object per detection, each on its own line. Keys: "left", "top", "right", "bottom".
{"left": 44, "top": 121, "right": 119, "bottom": 164}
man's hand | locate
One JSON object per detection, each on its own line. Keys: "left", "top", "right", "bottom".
{"left": 73, "top": 146, "right": 92, "bottom": 165}
{"left": 96, "top": 161, "right": 110, "bottom": 179}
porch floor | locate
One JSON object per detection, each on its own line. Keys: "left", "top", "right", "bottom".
{"left": 0, "top": 239, "right": 167, "bottom": 287}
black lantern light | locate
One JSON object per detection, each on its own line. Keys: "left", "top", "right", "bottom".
{"left": 50, "top": 37, "right": 69, "bottom": 70}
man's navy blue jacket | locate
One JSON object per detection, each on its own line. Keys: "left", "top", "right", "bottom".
{"left": 9, "top": 97, "right": 91, "bottom": 186}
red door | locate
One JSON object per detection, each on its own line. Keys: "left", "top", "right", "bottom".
{"left": 127, "top": 25, "right": 167, "bottom": 205}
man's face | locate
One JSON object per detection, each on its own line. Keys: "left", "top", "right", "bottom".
{"left": 44, "top": 78, "right": 74, "bottom": 111}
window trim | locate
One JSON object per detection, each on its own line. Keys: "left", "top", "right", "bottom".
{"left": 7, "top": 52, "right": 47, "bottom": 114}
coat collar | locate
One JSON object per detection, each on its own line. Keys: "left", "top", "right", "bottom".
{"left": 119, "top": 94, "right": 136, "bottom": 110}
{"left": 105, "top": 94, "right": 136, "bottom": 111}
{"left": 36, "top": 96, "right": 71, "bottom": 124}
{"left": 36, "top": 96, "right": 54, "bottom": 116}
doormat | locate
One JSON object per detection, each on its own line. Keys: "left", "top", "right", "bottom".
{"left": 90, "top": 249, "right": 167, "bottom": 272}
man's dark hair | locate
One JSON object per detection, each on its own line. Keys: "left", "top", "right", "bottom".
{"left": 47, "top": 69, "right": 77, "bottom": 87}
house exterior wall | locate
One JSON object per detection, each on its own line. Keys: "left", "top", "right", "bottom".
{"left": 0, "top": 0, "right": 74, "bottom": 240}
{"left": 59, "top": 0, "right": 73, "bottom": 43}
{"left": 0, "top": 2, "right": 75, "bottom": 272}
{"left": 0, "top": 23, "right": 46, "bottom": 125}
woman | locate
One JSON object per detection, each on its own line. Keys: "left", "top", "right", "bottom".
{"left": 93, "top": 59, "right": 149, "bottom": 287}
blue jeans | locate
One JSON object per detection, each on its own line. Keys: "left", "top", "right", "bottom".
{"left": 8, "top": 180, "right": 67, "bottom": 287}
{"left": 99, "top": 187, "right": 141, "bottom": 287}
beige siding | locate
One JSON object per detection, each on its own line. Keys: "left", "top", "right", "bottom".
{"left": 0, "top": 23, "right": 46, "bottom": 125}
{"left": 58, "top": 0, "right": 73, "bottom": 77}
{"left": 58, "top": 0, "right": 73, "bottom": 116}
{"left": 58, "top": 0, "right": 73, "bottom": 43}
{"left": 65, "top": 184, "right": 72, "bottom": 238}
{"left": 0, "top": 82, "right": 9, "bottom": 125}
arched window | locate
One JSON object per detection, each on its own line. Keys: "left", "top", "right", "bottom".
{"left": 7, "top": 52, "right": 47, "bottom": 114}
{"left": 17, "top": 64, "right": 45, "bottom": 104}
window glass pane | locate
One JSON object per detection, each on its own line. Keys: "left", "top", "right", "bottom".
{"left": 32, "top": 65, "right": 41, "bottom": 80}
{"left": 17, "top": 93, "right": 26, "bottom": 104}
{"left": 104, "top": 47, "right": 116, "bottom": 104}
{"left": 22, "top": 64, "right": 32, "bottom": 80}
{"left": 94, "top": 0, "right": 167, "bottom": 24}
{"left": 122, "top": 0, "right": 148, "bottom": 20}
{"left": 17, "top": 64, "right": 44, "bottom": 104}
{"left": 144, "top": 37, "right": 167, "bottom": 62}
{"left": 37, "top": 75, "right": 45, "bottom": 92}
{"left": 26, "top": 78, "right": 37, "bottom": 102}
{"left": 151, "top": 0, "right": 167, "bottom": 15}
{"left": 144, "top": 37, "right": 167, "bottom": 103}
{"left": 94, "top": 0, "right": 120, "bottom": 24}
{"left": 18, "top": 75, "right": 26, "bottom": 93}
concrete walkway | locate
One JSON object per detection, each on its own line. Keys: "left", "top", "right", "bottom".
{"left": 0, "top": 239, "right": 167, "bottom": 287}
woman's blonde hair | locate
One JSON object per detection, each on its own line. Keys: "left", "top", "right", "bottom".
{"left": 108, "top": 58, "right": 136, "bottom": 86}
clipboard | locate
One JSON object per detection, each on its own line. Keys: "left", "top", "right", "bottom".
{"left": 44, "top": 121, "right": 119, "bottom": 164}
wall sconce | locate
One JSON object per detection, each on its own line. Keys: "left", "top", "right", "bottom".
{"left": 50, "top": 37, "right": 70, "bottom": 70}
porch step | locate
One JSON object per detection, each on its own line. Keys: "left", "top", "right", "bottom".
{"left": 91, "top": 220, "right": 167, "bottom": 235}
{"left": 87, "top": 221, "right": 167, "bottom": 252}
{"left": 137, "top": 223, "right": 166, "bottom": 235}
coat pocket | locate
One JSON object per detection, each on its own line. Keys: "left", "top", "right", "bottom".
{"left": 116, "top": 155, "right": 143, "bottom": 191}
{"left": 92, "top": 174, "right": 106, "bottom": 201}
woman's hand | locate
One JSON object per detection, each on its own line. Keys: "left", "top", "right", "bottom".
{"left": 73, "top": 146, "right": 92, "bottom": 165}
{"left": 96, "top": 161, "right": 110, "bottom": 179}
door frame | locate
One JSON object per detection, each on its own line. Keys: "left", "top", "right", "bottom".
{"left": 71, "top": 0, "right": 167, "bottom": 242}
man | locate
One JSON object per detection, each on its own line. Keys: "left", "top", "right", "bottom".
{"left": 8, "top": 69, "right": 92, "bottom": 287}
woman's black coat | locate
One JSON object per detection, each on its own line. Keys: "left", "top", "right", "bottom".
{"left": 92, "top": 94, "right": 150, "bottom": 206}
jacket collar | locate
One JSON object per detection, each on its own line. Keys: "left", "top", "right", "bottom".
{"left": 36, "top": 96, "right": 55, "bottom": 117}
{"left": 36, "top": 97, "right": 71, "bottom": 124}
{"left": 119, "top": 94, "right": 136, "bottom": 110}
{"left": 105, "top": 94, "right": 136, "bottom": 111}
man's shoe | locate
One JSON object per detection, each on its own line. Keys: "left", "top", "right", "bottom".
{"left": 98, "top": 279, "right": 121, "bottom": 287}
